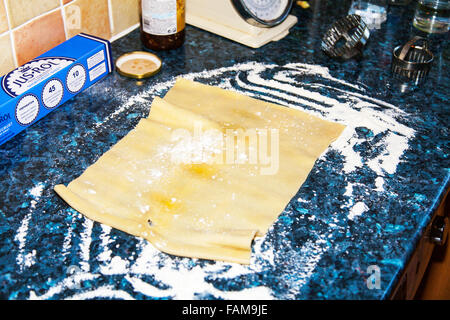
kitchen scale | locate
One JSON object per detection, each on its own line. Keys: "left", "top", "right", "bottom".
{"left": 186, "top": 0, "right": 298, "bottom": 48}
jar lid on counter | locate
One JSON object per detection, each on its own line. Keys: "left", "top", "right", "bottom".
{"left": 115, "top": 51, "right": 162, "bottom": 79}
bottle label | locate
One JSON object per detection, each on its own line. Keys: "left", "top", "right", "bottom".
{"left": 142, "top": 0, "right": 178, "bottom": 36}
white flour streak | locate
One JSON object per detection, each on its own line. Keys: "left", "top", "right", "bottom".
{"left": 101, "top": 256, "right": 129, "bottom": 275}
{"left": 93, "top": 95, "right": 150, "bottom": 130}
{"left": 344, "top": 183, "right": 354, "bottom": 197}
{"left": 130, "top": 239, "right": 161, "bottom": 273}
{"left": 348, "top": 202, "right": 369, "bottom": 220}
{"left": 375, "top": 177, "right": 385, "bottom": 192}
{"left": 329, "top": 127, "right": 364, "bottom": 173}
{"left": 293, "top": 240, "right": 325, "bottom": 287}
{"left": 98, "top": 225, "right": 112, "bottom": 263}
{"left": 127, "top": 240, "right": 273, "bottom": 299}
{"left": 15, "top": 182, "right": 45, "bottom": 271}
{"left": 217, "top": 286, "right": 273, "bottom": 300}
{"left": 61, "top": 216, "right": 74, "bottom": 257}
{"left": 64, "top": 286, "right": 135, "bottom": 300}
{"left": 367, "top": 132, "right": 409, "bottom": 175}
{"left": 29, "top": 183, "right": 45, "bottom": 198}
{"left": 15, "top": 210, "right": 33, "bottom": 269}
{"left": 23, "top": 250, "right": 37, "bottom": 268}
{"left": 251, "top": 71, "right": 342, "bottom": 107}
{"left": 182, "top": 63, "right": 255, "bottom": 81}
{"left": 238, "top": 71, "right": 330, "bottom": 110}
{"left": 150, "top": 263, "right": 271, "bottom": 300}
{"left": 29, "top": 273, "right": 100, "bottom": 300}
{"left": 125, "top": 275, "right": 172, "bottom": 298}
{"left": 251, "top": 236, "right": 275, "bottom": 270}
{"left": 283, "top": 62, "right": 363, "bottom": 90}
{"left": 79, "top": 218, "right": 94, "bottom": 272}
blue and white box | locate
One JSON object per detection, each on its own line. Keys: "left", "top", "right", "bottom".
{"left": 0, "top": 33, "right": 113, "bottom": 146}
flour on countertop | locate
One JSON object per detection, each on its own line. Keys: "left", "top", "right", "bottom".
{"left": 348, "top": 202, "right": 369, "bottom": 220}
{"left": 21, "top": 61, "right": 414, "bottom": 300}
{"left": 15, "top": 182, "right": 45, "bottom": 270}
{"left": 79, "top": 218, "right": 93, "bottom": 272}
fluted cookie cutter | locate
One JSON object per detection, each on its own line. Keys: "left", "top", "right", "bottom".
{"left": 391, "top": 36, "right": 434, "bottom": 84}
{"left": 321, "top": 14, "right": 370, "bottom": 60}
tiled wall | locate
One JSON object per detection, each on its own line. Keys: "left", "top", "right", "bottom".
{"left": 0, "top": 0, "right": 140, "bottom": 76}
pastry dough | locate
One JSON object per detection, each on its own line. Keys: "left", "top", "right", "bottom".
{"left": 55, "top": 79, "right": 345, "bottom": 264}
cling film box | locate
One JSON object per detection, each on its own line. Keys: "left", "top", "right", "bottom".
{"left": 0, "top": 33, "right": 113, "bottom": 147}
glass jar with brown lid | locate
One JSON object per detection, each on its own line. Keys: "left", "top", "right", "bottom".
{"left": 140, "top": 0, "right": 185, "bottom": 51}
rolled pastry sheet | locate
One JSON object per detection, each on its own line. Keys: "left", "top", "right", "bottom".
{"left": 55, "top": 79, "right": 345, "bottom": 264}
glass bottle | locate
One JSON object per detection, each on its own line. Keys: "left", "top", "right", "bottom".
{"left": 140, "top": 0, "right": 186, "bottom": 51}
{"left": 348, "top": 0, "right": 388, "bottom": 30}
{"left": 413, "top": 0, "right": 450, "bottom": 34}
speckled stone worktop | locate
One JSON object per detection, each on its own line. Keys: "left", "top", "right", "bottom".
{"left": 0, "top": 2, "right": 448, "bottom": 300}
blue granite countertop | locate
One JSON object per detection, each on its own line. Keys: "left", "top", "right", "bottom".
{"left": 0, "top": 2, "right": 448, "bottom": 300}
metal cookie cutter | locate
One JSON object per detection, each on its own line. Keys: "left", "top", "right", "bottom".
{"left": 321, "top": 14, "right": 370, "bottom": 60}
{"left": 391, "top": 36, "right": 434, "bottom": 84}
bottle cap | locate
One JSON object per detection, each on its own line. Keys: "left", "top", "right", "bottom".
{"left": 116, "top": 51, "right": 162, "bottom": 79}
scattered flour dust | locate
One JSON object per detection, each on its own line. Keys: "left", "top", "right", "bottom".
{"left": 348, "top": 202, "right": 369, "bottom": 221}
{"left": 23, "top": 61, "right": 415, "bottom": 300}
{"left": 15, "top": 182, "right": 45, "bottom": 270}
{"left": 29, "top": 183, "right": 45, "bottom": 198}
{"left": 375, "top": 177, "right": 385, "bottom": 192}
{"left": 79, "top": 218, "right": 94, "bottom": 272}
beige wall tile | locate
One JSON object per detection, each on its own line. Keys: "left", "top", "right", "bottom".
{"left": 64, "top": 0, "right": 111, "bottom": 40}
{"left": 0, "top": 1, "right": 9, "bottom": 34}
{"left": 110, "top": 0, "right": 140, "bottom": 36}
{"left": 0, "top": 33, "right": 16, "bottom": 76}
{"left": 6, "top": 0, "right": 60, "bottom": 28}
{"left": 13, "top": 10, "right": 66, "bottom": 66}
